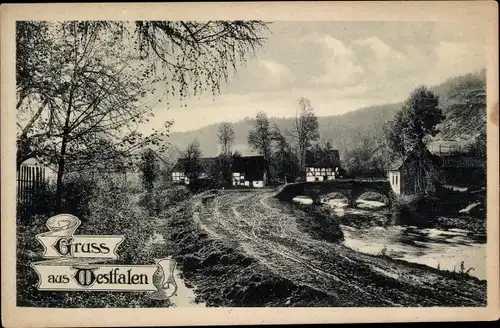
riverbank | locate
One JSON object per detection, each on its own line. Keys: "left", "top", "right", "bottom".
{"left": 160, "top": 190, "right": 486, "bottom": 307}
{"left": 392, "top": 187, "right": 486, "bottom": 237}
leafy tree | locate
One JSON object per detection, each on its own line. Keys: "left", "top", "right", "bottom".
{"left": 206, "top": 156, "right": 224, "bottom": 187}
{"left": 139, "top": 149, "right": 160, "bottom": 192}
{"left": 17, "top": 22, "right": 170, "bottom": 210}
{"left": 248, "top": 111, "right": 272, "bottom": 182}
{"left": 386, "top": 86, "right": 444, "bottom": 193}
{"left": 181, "top": 140, "right": 203, "bottom": 184}
{"left": 289, "top": 98, "right": 320, "bottom": 173}
{"left": 16, "top": 20, "right": 269, "bottom": 209}
{"left": 386, "top": 86, "right": 443, "bottom": 155}
{"left": 272, "top": 124, "right": 300, "bottom": 183}
{"left": 16, "top": 20, "right": 269, "bottom": 110}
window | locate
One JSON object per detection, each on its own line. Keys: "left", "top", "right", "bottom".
{"left": 392, "top": 175, "right": 394, "bottom": 185}
{"left": 395, "top": 175, "right": 398, "bottom": 186}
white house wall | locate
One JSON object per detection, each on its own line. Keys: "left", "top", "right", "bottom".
{"left": 388, "top": 171, "right": 401, "bottom": 195}
{"left": 306, "top": 167, "right": 335, "bottom": 182}
{"left": 232, "top": 172, "right": 265, "bottom": 188}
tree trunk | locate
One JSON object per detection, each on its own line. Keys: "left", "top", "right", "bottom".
{"left": 55, "top": 133, "right": 68, "bottom": 212}
{"left": 55, "top": 22, "right": 78, "bottom": 212}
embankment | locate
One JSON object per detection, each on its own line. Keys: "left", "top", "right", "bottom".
{"left": 159, "top": 199, "right": 338, "bottom": 307}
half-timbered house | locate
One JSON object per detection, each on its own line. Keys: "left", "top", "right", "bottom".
{"left": 305, "top": 149, "right": 341, "bottom": 182}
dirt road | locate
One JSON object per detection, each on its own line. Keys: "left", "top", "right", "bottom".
{"left": 189, "top": 189, "right": 486, "bottom": 307}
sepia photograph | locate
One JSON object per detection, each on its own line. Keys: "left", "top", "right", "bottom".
{"left": 1, "top": 1, "right": 499, "bottom": 327}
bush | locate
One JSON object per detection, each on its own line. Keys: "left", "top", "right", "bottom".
{"left": 59, "top": 174, "right": 97, "bottom": 218}
{"left": 393, "top": 194, "right": 441, "bottom": 227}
{"left": 18, "top": 174, "right": 97, "bottom": 223}
{"left": 17, "top": 176, "right": 171, "bottom": 308}
{"left": 139, "top": 185, "right": 191, "bottom": 216}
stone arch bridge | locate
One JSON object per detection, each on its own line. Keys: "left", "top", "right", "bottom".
{"left": 276, "top": 179, "right": 396, "bottom": 207}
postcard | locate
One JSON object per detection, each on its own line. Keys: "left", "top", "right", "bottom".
{"left": 1, "top": 1, "right": 499, "bottom": 327}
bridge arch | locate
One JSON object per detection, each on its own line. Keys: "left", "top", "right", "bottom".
{"left": 354, "top": 191, "right": 390, "bottom": 208}
{"left": 276, "top": 179, "right": 396, "bottom": 208}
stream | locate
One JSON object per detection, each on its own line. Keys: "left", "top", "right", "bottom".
{"left": 337, "top": 200, "right": 486, "bottom": 280}
{"left": 295, "top": 197, "right": 487, "bottom": 280}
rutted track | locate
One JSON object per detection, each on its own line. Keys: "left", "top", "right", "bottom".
{"left": 190, "top": 189, "right": 486, "bottom": 307}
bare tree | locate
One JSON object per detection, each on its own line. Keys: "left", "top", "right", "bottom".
{"left": 217, "top": 122, "right": 235, "bottom": 156}
{"left": 289, "top": 98, "right": 320, "bottom": 173}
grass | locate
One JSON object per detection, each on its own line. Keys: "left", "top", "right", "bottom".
{"left": 16, "top": 177, "right": 190, "bottom": 308}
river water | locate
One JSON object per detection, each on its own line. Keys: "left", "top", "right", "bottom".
{"left": 340, "top": 201, "right": 486, "bottom": 280}
{"left": 296, "top": 197, "right": 487, "bottom": 280}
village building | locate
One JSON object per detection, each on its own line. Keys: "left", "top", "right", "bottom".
{"left": 171, "top": 155, "right": 267, "bottom": 188}
{"left": 231, "top": 155, "right": 266, "bottom": 188}
{"left": 387, "top": 147, "right": 442, "bottom": 195}
{"left": 305, "top": 149, "right": 341, "bottom": 182}
{"left": 427, "top": 138, "right": 470, "bottom": 155}
{"left": 171, "top": 157, "right": 217, "bottom": 185}
{"left": 438, "top": 153, "right": 486, "bottom": 187}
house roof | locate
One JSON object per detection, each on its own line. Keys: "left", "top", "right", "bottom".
{"left": 388, "top": 158, "right": 405, "bottom": 171}
{"left": 305, "top": 149, "right": 340, "bottom": 168}
{"left": 172, "top": 157, "right": 217, "bottom": 172}
{"left": 387, "top": 147, "right": 441, "bottom": 172}
{"left": 232, "top": 155, "right": 266, "bottom": 180}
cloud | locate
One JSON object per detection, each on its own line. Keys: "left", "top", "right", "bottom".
{"left": 305, "top": 35, "right": 364, "bottom": 86}
{"left": 352, "top": 37, "right": 412, "bottom": 79}
{"left": 431, "top": 41, "right": 485, "bottom": 81}
{"left": 257, "top": 59, "right": 294, "bottom": 86}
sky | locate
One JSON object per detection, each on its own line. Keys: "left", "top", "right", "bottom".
{"left": 141, "top": 21, "right": 486, "bottom": 133}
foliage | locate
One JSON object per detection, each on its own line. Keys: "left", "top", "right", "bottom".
{"left": 386, "top": 86, "right": 443, "bottom": 154}
{"left": 433, "top": 70, "right": 486, "bottom": 140}
{"left": 180, "top": 140, "right": 203, "bottom": 183}
{"left": 385, "top": 86, "right": 444, "bottom": 194}
{"left": 271, "top": 124, "right": 300, "bottom": 183}
{"left": 248, "top": 111, "right": 272, "bottom": 182}
{"left": 17, "top": 178, "right": 170, "bottom": 308}
{"left": 344, "top": 136, "right": 393, "bottom": 178}
{"left": 139, "top": 149, "right": 160, "bottom": 192}
{"left": 18, "top": 173, "right": 97, "bottom": 224}
{"left": 139, "top": 185, "right": 191, "bottom": 216}
{"left": 16, "top": 20, "right": 269, "bottom": 209}
{"left": 470, "top": 128, "right": 487, "bottom": 160}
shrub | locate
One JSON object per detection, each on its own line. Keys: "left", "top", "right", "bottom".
{"left": 18, "top": 174, "right": 97, "bottom": 223}
{"left": 59, "top": 174, "right": 97, "bottom": 218}
{"left": 17, "top": 176, "right": 171, "bottom": 308}
{"left": 139, "top": 185, "right": 191, "bottom": 216}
